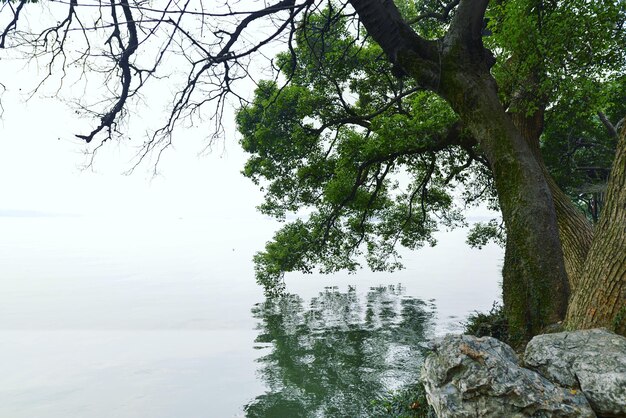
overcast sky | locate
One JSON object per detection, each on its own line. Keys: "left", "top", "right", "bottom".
{"left": 0, "top": 70, "right": 267, "bottom": 221}
{"left": 0, "top": 0, "right": 284, "bottom": 222}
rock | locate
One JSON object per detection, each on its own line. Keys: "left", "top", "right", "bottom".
{"left": 421, "top": 334, "right": 595, "bottom": 418}
{"left": 525, "top": 328, "right": 626, "bottom": 417}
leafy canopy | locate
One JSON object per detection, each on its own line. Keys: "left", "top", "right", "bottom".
{"left": 237, "top": 7, "right": 490, "bottom": 294}
{"left": 237, "top": 0, "right": 626, "bottom": 293}
{"left": 238, "top": 0, "right": 626, "bottom": 294}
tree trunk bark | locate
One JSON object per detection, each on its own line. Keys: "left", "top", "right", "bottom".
{"left": 437, "top": 68, "right": 570, "bottom": 342}
{"left": 566, "top": 124, "right": 626, "bottom": 335}
{"left": 510, "top": 110, "right": 594, "bottom": 293}
{"left": 545, "top": 174, "right": 594, "bottom": 292}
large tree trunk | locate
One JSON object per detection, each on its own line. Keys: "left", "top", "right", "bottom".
{"left": 566, "top": 124, "right": 626, "bottom": 335}
{"left": 545, "top": 175, "right": 594, "bottom": 292}
{"left": 510, "top": 109, "right": 594, "bottom": 292}
{"left": 439, "top": 68, "right": 570, "bottom": 342}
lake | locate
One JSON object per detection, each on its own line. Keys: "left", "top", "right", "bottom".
{"left": 0, "top": 215, "right": 502, "bottom": 417}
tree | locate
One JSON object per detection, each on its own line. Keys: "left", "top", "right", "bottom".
{"left": 1, "top": 0, "right": 624, "bottom": 341}
{"left": 566, "top": 122, "right": 626, "bottom": 335}
{"left": 237, "top": 1, "right": 626, "bottom": 342}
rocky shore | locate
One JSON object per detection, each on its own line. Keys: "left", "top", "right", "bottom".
{"left": 421, "top": 328, "right": 626, "bottom": 417}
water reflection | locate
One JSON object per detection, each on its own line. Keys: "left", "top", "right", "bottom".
{"left": 245, "top": 285, "right": 436, "bottom": 418}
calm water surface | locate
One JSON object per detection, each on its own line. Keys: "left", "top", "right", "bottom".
{"left": 0, "top": 215, "right": 502, "bottom": 417}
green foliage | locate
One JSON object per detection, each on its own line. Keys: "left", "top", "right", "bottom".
{"left": 466, "top": 219, "right": 505, "bottom": 249}
{"left": 542, "top": 76, "right": 626, "bottom": 221}
{"left": 239, "top": 1, "right": 626, "bottom": 294}
{"left": 485, "top": 0, "right": 626, "bottom": 222}
{"left": 370, "top": 381, "right": 436, "bottom": 418}
{"left": 238, "top": 7, "right": 481, "bottom": 294}
{"left": 464, "top": 302, "right": 510, "bottom": 345}
{"left": 487, "top": 0, "right": 626, "bottom": 113}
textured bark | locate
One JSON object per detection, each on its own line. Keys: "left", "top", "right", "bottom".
{"left": 566, "top": 124, "right": 626, "bottom": 335}
{"left": 546, "top": 175, "right": 594, "bottom": 292}
{"left": 440, "top": 69, "right": 569, "bottom": 341}
{"left": 510, "top": 109, "right": 594, "bottom": 292}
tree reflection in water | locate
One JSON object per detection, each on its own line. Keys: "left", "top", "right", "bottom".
{"left": 245, "top": 285, "right": 436, "bottom": 418}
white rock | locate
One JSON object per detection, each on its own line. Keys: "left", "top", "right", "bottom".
{"left": 421, "top": 334, "right": 595, "bottom": 418}
{"left": 525, "top": 328, "right": 626, "bottom": 417}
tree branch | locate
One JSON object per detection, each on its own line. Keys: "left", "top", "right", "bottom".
{"left": 445, "top": 0, "right": 494, "bottom": 68}
{"left": 348, "top": 0, "right": 439, "bottom": 85}
{"left": 76, "top": 0, "right": 138, "bottom": 143}
{"left": 0, "top": 0, "right": 27, "bottom": 48}
{"left": 448, "top": 0, "right": 489, "bottom": 45}
{"left": 598, "top": 111, "right": 618, "bottom": 138}
{"left": 406, "top": 0, "right": 460, "bottom": 25}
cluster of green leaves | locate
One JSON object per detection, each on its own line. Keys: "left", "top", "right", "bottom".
{"left": 237, "top": 6, "right": 485, "bottom": 294}
{"left": 466, "top": 218, "right": 505, "bottom": 249}
{"left": 463, "top": 302, "right": 510, "bottom": 345}
{"left": 542, "top": 76, "right": 626, "bottom": 221}
{"left": 487, "top": 0, "right": 626, "bottom": 113}
{"left": 486, "top": 0, "right": 626, "bottom": 221}
{"left": 370, "top": 381, "right": 436, "bottom": 418}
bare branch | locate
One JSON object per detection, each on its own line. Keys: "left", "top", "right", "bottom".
{"left": 76, "top": 0, "right": 139, "bottom": 143}
{"left": 598, "top": 111, "right": 618, "bottom": 138}
{"left": 124, "top": 0, "right": 314, "bottom": 172}
{"left": 0, "top": 0, "right": 27, "bottom": 48}
{"left": 0, "top": 80, "right": 5, "bottom": 118}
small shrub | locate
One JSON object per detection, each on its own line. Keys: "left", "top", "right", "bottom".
{"left": 464, "top": 302, "right": 510, "bottom": 344}
{"left": 370, "top": 381, "right": 436, "bottom": 418}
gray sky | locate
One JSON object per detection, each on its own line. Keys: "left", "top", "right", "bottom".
{"left": 0, "top": 0, "right": 275, "bottom": 221}
{"left": 0, "top": 72, "right": 265, "bottom": 220}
